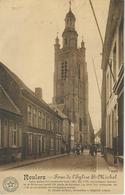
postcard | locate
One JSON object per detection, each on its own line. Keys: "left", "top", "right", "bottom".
{"left": 0, "top": 0, "right": 124, "bottom": 194}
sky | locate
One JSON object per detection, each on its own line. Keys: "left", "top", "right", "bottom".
{"left": 0, "top": 0, "right": 110, "bottom": 132}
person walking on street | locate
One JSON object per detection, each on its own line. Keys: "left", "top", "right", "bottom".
{"left": 81, "top": 145, "right": 84, "bottom": 154}
{"left": 89, "top": 145, "right": 94, "bottom": 156}
{"left": 94, "top": 144, "right": 97, "bottom": 156}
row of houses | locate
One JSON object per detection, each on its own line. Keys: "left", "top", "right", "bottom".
{"left": 101, "top": 0, "right": 123, "bottom": 165}
{"left": 0, "top": 62, "right": 73, "bottom": 163}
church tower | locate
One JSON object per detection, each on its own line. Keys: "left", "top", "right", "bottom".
{"left": 53, "top": 3, "right": 89, "bottom": 145}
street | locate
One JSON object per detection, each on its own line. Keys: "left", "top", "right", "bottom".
{"left": 16, "top": 150, "right": 110, "bottom": 171}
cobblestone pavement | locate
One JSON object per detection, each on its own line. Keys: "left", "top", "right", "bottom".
{"left": 17, "top": 150, "right": 111, "bottom": 171}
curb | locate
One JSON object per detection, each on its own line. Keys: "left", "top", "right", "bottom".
{"left": 0, "top": 154, "right": 68, "bottom": 171}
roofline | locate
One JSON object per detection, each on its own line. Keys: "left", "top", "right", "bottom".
{"left": 21, "top": 89, "right": 63, "bottom": 120}
{"left": 0, "top": 84, "right": 22, "bottom": 115}
{"left": 0, "top": 62, "right": 63, "bottom": 120}
{"left": 0, "top": 107, "right": 22, "bottom": 117}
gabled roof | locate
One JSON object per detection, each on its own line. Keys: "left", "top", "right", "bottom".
{"left": 0, "top": 61, "right": 36, "bottom": 96}
{"left": 0, "top": 62, "right": 49, "bottom": 106}
{"left": 0, "top": 62, "right": 62, "bottom": 117}
{"left": 0, "top": 84, "right": 21, "bottom": 115}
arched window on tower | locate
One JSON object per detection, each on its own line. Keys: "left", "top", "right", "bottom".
{"left": 79, "top": 118, "right": 82, "bottom": 131}
{"left": 65, "top": 38, "right": 67, "bottom": 45}
{"left": 78, "top": 64, "right": 80, "bottom": 79}
{"left": 61, "top": 61, "right": 68, "bottom": 80}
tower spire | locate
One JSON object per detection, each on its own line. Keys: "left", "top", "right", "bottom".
{"left": 69, "top": 0, "right": 71, "bottom": 11}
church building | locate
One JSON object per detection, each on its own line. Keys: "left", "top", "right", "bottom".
{"left": 53, "top": 4, "right": 89, "bottom": 145}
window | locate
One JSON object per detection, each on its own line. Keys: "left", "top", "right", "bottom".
{"left": 55, "top": 120, "right": 58, "bottom": 132}
{"left": 61, "top": 61, "right": 68, "bottom": 80}
{"left": 78, "top": 64, "right": 80, "bottom": 79}
{"left": 46, "top": 117, "right": 49, "bottom": 130}
{"left": 27, "top": 105, "right": 31, "bottom": 125}
{"left": 106, "top": 116, "right": 109, "bottom": 147}
{"left": 110, "top": 61, "right": 112, "bottom": 94}
{"left": 65, "top": 38, "right": 67, "bottom": 45}
{"left": 12, "top": 122, "right": 17, "bottom": 146}
{"left": 0, "top": 119, "right": 1, "bottom": 147}
{"left": 18, "top": 123, "right": 22, "bottom": 147}
{"left": 58, "top": 120, "right": 62, "bottom": 133}
{"left": 113, "top": 43, "right": 116, "bottom": 80}
{"left": 79, "top": 118, "right": 82, "bottom": 131}
{"left": 106, "top": 73, "right": 109, "bottom": 101}
{"left": 33, "top": 109, "right": 37, "bottom": 127}
{"left": 50, "top": 138, "right": 54, "bottom": 149}
{"left": 38, "top": 111, "right": 42, "bottom": 129}
{"left": 51, "top": 120, "right": 54, "bottom": 131}
{"left": 43, "top": 136, "right": 46, "bottom": 152}
{"left": 108, "top": 115, "right": 110, "bottom": 148}
{"left": 39, "top": 135, "right": 42, "bottom": 153}
{"left": 28, "top": 134, "right": 32, "bottom": 154}
{"left": 42, "top": 113, "right": 46, "bottom": 129}
{"left": 119, "top": 19, "right": 123, "bottom": 68}
{"left": 4, "top": 119, "right": 8, "bottom": 147}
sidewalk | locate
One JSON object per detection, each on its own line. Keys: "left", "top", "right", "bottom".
{"left": 0, "top": 153, "right": 67, "bottom": 171}
{"left": 96, "top": 153, "right": 110, "bottom": 171}
{"left": 96, "top": 153, "right": 119, "bottom": 171}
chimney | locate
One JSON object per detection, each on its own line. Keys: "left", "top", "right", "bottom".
{"left": 35, "top": 87, "right": 42, "bottom": 99}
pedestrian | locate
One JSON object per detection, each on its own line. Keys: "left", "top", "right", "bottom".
{"left": 66, "top": 144, "right": 70, "bottom": 155}
{"left": 94, "top": 145, "right": 97, "bottom": 156}
{"left": 76, "top": 145, "right": 80, "bottom": 155}
{"left": 72, "top": 147, "right": 75, "bottom": 155}
{"left": 81, "top": 145, "right": 84, "bottom": 154}
{"left": 89, "top": 145, "right": 94, "bottom": 156}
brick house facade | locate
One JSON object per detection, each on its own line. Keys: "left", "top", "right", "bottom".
{"left": 0, "top": 62, "right": 63, "bottom": 162}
